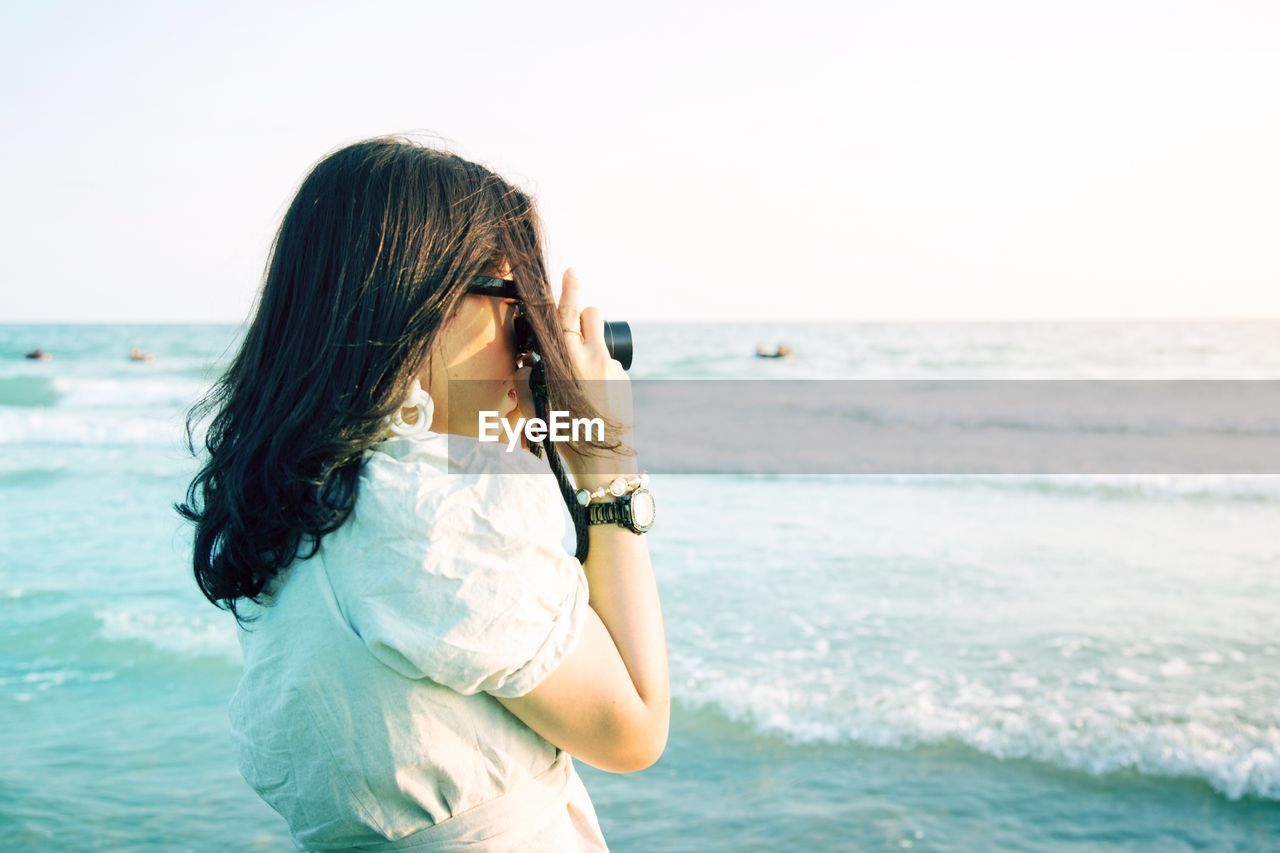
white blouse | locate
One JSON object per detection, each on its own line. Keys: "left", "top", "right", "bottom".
{"left": 228, "top": 430, "right": 609, "bottom": 851}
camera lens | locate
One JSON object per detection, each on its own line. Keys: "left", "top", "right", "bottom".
{"left": 514, "top": 313, "right": 633, "bottom": 371}
{"left": 602, "top": 321, "right": 632, "bottom": 371}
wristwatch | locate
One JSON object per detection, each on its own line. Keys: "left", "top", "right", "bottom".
{"left": 585, "top": 486, "right": 656, "bottom": 534}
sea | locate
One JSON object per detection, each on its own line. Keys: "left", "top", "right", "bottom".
{"left": 1, "top": 321, "right": 1277, "bottom": 851}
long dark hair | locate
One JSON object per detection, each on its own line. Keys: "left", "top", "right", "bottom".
{"left": 176, "top": 136, "right": 617, "bottom": 625}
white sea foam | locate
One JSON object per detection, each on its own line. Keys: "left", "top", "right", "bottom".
{"left": 96, "top": 607, "right": 240, "bottom": 665}
{"left": 677, "top": 668, "right": 1280, "bottom": 801}
{"left": 50, "top": 375, "right": 210, "bottom": 409}
{"left": 0, "top": 408, "right": 195, "bottom": 447}
{"left": 0, "top": 667, "right": 117, "bottom": 691}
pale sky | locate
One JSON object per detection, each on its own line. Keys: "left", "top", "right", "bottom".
{"left": 2, "top": 0, "right": 1278, "bottom": 323}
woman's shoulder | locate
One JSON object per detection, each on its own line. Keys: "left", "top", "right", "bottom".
{"left": 355, "top": 433, "right": 565, "bottom": 540}
{"left": 363, "top": 432, "right": 553, "bottom": 478}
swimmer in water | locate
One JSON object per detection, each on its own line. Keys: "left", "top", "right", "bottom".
{"left": 754, "top": 343, "right": 793, "bottom": 359}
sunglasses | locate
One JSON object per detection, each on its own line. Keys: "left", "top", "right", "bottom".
{"left": 466, "top": 275, "right": 521, "bottom": 301}
{"left": 467, "top": 275, "right": 538, "bottom": 354}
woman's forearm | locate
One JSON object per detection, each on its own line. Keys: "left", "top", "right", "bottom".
{"left": 581, "top": 503, "right": 671, "bottom": 756}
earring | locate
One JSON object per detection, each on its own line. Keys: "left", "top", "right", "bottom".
{"left": 386, "top": 378, "right": 435, "bottom": 438}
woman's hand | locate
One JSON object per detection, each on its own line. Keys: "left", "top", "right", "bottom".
{"left": 551, "top": 268, "right": 637, "bottom": 487}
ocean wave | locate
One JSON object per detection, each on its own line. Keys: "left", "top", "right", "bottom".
{"left": 0, "top": 370, "right": 213, "bottom": 411}
{"left": 50, "top": 375, "right": 211, "bottom": 408}
{"left": 635, "top": 381, "right": 1280, "bottom": 438}
{"left": 676, "top": 672, "right": 1280, "bottom": 801}
{"left": 0, "top": 408, "right": 200, "bottom": 447}
{"left": 855, "top": 473, "right": 1280, "bottom": 502}
{"left": 95, "top": 607, "right": 240, "bottom": 665}
{"left": 0, "top": 464, "right": 74, "bottom": 487}
{"left": 660, "top": 471, "right": 1280, "bottom": 502}
{"left": 839, "top": 385, "right": 1280, "bottom": 436}
{"left": 0, "top": 667, "right": 117, "bottom": 700}
{"left": 0, "top": 375, "right": 62, "bottom": 407}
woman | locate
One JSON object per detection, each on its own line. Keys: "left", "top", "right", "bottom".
{"left": 176, "top": 136, "right": 670, "bottom": 850}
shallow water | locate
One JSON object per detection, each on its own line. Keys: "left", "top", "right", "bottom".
{"left": 1, "top": 321, "right": 1277, "bottom": 850}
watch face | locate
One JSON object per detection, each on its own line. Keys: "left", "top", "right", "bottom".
{"left": 628, "top": 488, "right": 656, "bottom": 531}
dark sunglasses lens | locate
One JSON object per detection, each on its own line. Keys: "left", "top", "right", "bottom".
{"left": 468, "top": 276, "right": 520, "bottom": 299}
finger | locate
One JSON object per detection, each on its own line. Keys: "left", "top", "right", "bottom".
{"left": 556, "top": 268, "right": 580, "bottom": 331}
{"left": 579, "top": 305, "right": 606, "bottom": 350}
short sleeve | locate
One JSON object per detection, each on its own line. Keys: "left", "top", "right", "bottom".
{"left": 326, "top": 446, "right": 592, "bottom": 699}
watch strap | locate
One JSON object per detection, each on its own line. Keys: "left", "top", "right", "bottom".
{"left": 587, "top": 499, "right": 625, "bottom": 526}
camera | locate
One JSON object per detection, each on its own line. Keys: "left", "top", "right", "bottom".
{"left": 513, "top": 311, "right": 633, "bottom": 371}
{"left": 469, "top": 275, "right": 633, "bottom": 371}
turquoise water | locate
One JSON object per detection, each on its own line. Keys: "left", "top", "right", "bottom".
{"left": 2, "top": 322, "right": 1278, "bottom": 850}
